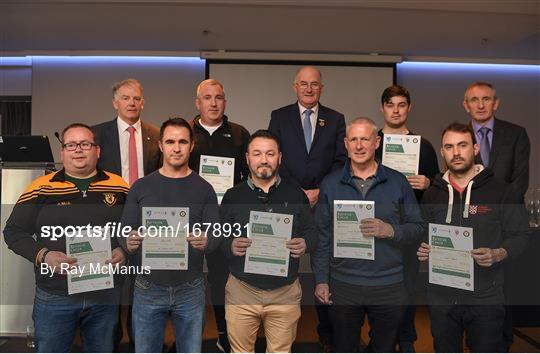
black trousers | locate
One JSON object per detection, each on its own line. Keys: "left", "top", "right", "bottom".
{"left": 429, "top": 291, "right": 505, "bottom": 353}
{"left": 398, "top": 245, "right": 420, "bottom": 344}
{"left": 206, "top": 248, "right": 230, "bottom": 333}
{"left": 329, "top": 279, "right": 407, "bottom": 353}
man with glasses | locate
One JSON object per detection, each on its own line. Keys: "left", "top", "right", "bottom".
{"left": 269, "top": 66, "right": 346, "bottom": 350}
{"left": 221, "top": 130, "right": 317, "bottom": 353}
{"left": 3, "top": 123, "right": 129, "bottom": 352}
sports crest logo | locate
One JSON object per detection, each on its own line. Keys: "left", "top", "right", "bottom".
{"left": 103, "top": 193, "right": 117, "bottom": 206}
{"left": 469, "top": 205, "right": 478, "bottom": 215}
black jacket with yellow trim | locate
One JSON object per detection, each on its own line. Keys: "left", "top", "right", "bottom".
{"left": 3, "top": 169, "right": 129, "bottom": 295}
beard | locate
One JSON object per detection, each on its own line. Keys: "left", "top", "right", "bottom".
{"left": 448, "top": 157, "right": 474, "bottom": 174}
{"left": 253, "top": 164, "right": 276, "bottom": 180}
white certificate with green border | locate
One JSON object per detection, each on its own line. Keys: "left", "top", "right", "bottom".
{"left": 333, "top": 200, "right": 375, "bottom": 260}
{"left": 199, "top": 155, "right": 234, "bottom": 204}
{"left": 382, "top": 134, "right": 421, "bottom": 176}
{"left": 244, "top": 211, "right": 293, "bottom": 277}
{"left": 66, "top": 228, "right": 113, "bottom": 295}
{"left": 142, "top": 207, "right": 189, "bottom": 270}
{"left": 428, "top": 223, "right": 474, "bottom": 291}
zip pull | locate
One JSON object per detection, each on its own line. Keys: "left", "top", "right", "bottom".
{"left": 82, "top": 190, "right": 87, "bottom": 198}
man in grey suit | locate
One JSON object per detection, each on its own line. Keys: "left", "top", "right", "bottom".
{"left": 463, "top": 81, "right": 531, "bottom": 352}
{"left": 93, "top": 78, "right": 161, "bottom": 186}
{"left": 92, "top": 78, "right": 161, "bottom": 350}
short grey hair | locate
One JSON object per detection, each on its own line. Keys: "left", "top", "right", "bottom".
{"left": 196, "top": 79, "right": 225, "bottom": 98}
{"left": 346, "top": 117, "right": 378, "bottom": 136}
{"left": 112, "top": 78, "right": 143, "bottom": 98}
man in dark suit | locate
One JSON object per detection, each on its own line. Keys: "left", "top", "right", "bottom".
{"left": 269, "top": 66, "right": 346, "bottom": 351}
{"left": 463, "top": 81, "right": 531, "bottom": 352}
{"left": 93, "top": 78, "right": 161, "bottom": 186}
{"left": 269, "top": 66, "right": 347, "bottom": 208}
{"left": 92, "top": 78, "right": 161, "bottom": 351}
{"left": 463, "top": 81, "right": 530, "bottom": 200}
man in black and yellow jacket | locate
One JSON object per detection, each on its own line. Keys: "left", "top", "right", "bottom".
{"left": 3, "top": 123, "right": 129, "bottom": 353}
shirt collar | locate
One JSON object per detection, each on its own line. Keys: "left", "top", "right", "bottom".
{"left": 247, "top": 174, "right": 281, "bottom": 191}
{"left": 471, "top": 117, "right": 495, "bottom": 133}
{"left": 298, "top": 103, "right": 319, "bottom": 117}
{"left": 117, "top": 117, "right": 142, "bottom": 132}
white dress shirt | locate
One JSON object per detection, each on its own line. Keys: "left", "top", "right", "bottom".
{"left": 298, "top": 103, "right": 319, "bottom": 141}
{"left": 117, "top": 117, "right": 144, "bottom": 184}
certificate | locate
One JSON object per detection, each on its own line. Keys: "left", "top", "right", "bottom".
{"left": 142, "top": 207, "right": 189, "bottom": 270}
{"left": 334, "top": 200, "right": 375, "bottom": 260}
{"left": 382, "top": 134, "right": 421, "bottom": 176}
{"left": 66, "top": 228, "right": 114, "bottom": 295}
{"left": 199, "top": 155, "right": 235, "bottom": 204}
{"left": 428, "top": 223, "right": 474, "bottom": 291}
{"left": 244, "top": 211, "right": 293, "bottom": 277}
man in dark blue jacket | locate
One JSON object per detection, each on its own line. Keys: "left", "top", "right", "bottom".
{"left": 269, "top": 66, "right": 346, "bottom": 349}
{"left": 312, "top": 117, "right": 425, "bottom": 352}
{"left": 269, "top": 66, "right": 346, "bottom": 208}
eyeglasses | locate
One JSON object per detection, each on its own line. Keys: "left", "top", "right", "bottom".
{"left": 62, "top": 141, "right": 97, "bottom": 151}
{"left": 296, "top": 81, "right": 321, "bottom": 90}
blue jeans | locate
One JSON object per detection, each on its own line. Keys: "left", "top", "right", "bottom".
{"left": 32, "top": 287, "right": 119, "bottom": 353}
{"left": 132, "top": 275, "right": 205, "bottom": 353}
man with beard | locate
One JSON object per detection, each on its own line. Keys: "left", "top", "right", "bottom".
{"left": 417, "top": 122, "right": 528, "bottom": 352}
{"left": 221, "top": 130, "right": 317, "bottom": 352}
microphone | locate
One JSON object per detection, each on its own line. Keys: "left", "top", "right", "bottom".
{"left": 54, "top": 132, "right": 62, "bottom": 145}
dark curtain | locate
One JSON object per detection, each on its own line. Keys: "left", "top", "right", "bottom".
{"left": 0, "top": 96, "right": 31, "bottom": 135}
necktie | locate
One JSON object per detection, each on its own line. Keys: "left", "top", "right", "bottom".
{"left": 479, "top": 126, "right": 491, "bottom": 167}
{"left": 303, "top": 109, "right": 313, "bottom": 151}
{"left": 127, "top": 126, "right": 139, "bottom": 185}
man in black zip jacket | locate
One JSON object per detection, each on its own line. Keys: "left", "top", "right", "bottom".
{"left": 417, "top": 122, "right": 528, "bottom": 352}
{"left": 188, "top": 79, "right": 250, "bottom": 352}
